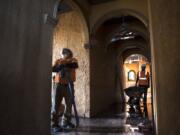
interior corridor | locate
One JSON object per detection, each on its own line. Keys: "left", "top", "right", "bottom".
{"left": 1, "top": 0, "right": 180, "bottom": 135}
{"left": 51, "top": 1, "right": 153, "bottom": 134}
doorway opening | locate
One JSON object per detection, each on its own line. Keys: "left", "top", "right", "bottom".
{"left": 51, "top": 0, "right": 90, "bottom": 131}
{"left": 123, "top": 54, "right": 151, "bottom": 97}
{"left": 123, "top": 54, "right": 154, "bottom": 132}
{"left": 49, "top": 1, "right": 155, "bottom": 134}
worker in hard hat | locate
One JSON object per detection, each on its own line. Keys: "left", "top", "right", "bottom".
{"left": 136, "top": 64, "right": 150, "bottom": 105}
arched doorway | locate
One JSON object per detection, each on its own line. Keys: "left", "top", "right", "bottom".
{"left": 90, "top": 13, "right": 151, "bottom": 114}
{"left": 88, "top": 11, "right": 154, "bottom": 133}
{"left": 123, "top": 54, "right": 153, "bottom": 119}
{"left": 51, "top": 0, "right": 90, "bottom": 122}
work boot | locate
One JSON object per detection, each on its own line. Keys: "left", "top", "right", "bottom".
{"left": 52, "top": 123, "right": 63, "bottom": 132}
{"left": 62, "top": 121, "right": 75, "bottom": 129}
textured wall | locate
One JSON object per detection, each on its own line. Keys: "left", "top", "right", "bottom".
{"left": 149, "top": 0, "right": 180, "bottom": 134}
{"left": 53, "top": 11, "right": 90, "bottom": 117}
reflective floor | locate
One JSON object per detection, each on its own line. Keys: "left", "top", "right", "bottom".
{"left": 51, "top": 102, "right": 154, "bottom": 135}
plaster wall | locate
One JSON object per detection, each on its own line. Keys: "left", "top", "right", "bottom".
{"left": 0, "top": 0, "right": 56, "bottom": 134}
{"left": 149, "top": 0, "right": 180, "bottom": 134}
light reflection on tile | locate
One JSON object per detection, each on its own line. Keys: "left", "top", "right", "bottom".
{"left": 52, "top": 100, "right": 154, "bottom": 135}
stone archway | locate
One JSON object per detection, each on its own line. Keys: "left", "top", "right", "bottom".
{"left": 89, "top": 10, "right": 151, "bottom": 117}
{"left": 115, "top": 40, "right": 150, "bottom": 92}
{"left": 91, "top": 9, "right": 148, "bottom": 34}
{"left": 52, "top": 0, "right": 90, "bottom": 117}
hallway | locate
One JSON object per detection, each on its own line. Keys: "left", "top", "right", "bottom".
{"left": 1, "top": 0, "right": 180, "bottom": 135}
{"left": 52, "top": 103, "right": 153, "bottom": 135}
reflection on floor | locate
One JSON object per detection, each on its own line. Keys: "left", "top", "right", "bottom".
{"left": 51, "top": 102, "right": 154, "bottom": 135}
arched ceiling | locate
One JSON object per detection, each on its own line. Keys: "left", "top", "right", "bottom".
{"left": 95, "top": 15, "right": 149, "bottom": 45}
{"left": 101, "top": 16, "right": 149, "bottom": 45}
{"left": 94, "top": 14, "right": 150, "bottom": 59}
{"left": 88, "top": 0, "right": 115, "bottom": 5}
{"left": 122, "top": 48, "right": 150, "bottom": 62}
{"left": 57, "top": 0, "right": 150, "bottom": 59}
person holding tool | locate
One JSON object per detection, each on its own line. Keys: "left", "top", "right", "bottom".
{"left": 52, "top": 48, "right": 79, "bottom": 130}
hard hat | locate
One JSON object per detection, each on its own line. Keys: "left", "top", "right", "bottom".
{"left": 62, "top": 48, "right": 73, "bottom": 57}
{"left": 141, "top": 64, "right": 146, "bottom": 68}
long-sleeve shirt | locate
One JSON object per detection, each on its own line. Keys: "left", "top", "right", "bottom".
{"left": 52, "top": 58, "right": 78, "bottom": 84}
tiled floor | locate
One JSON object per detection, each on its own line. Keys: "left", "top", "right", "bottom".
{"left": 51, "top": 102, "right": 154, "bottom": 135}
